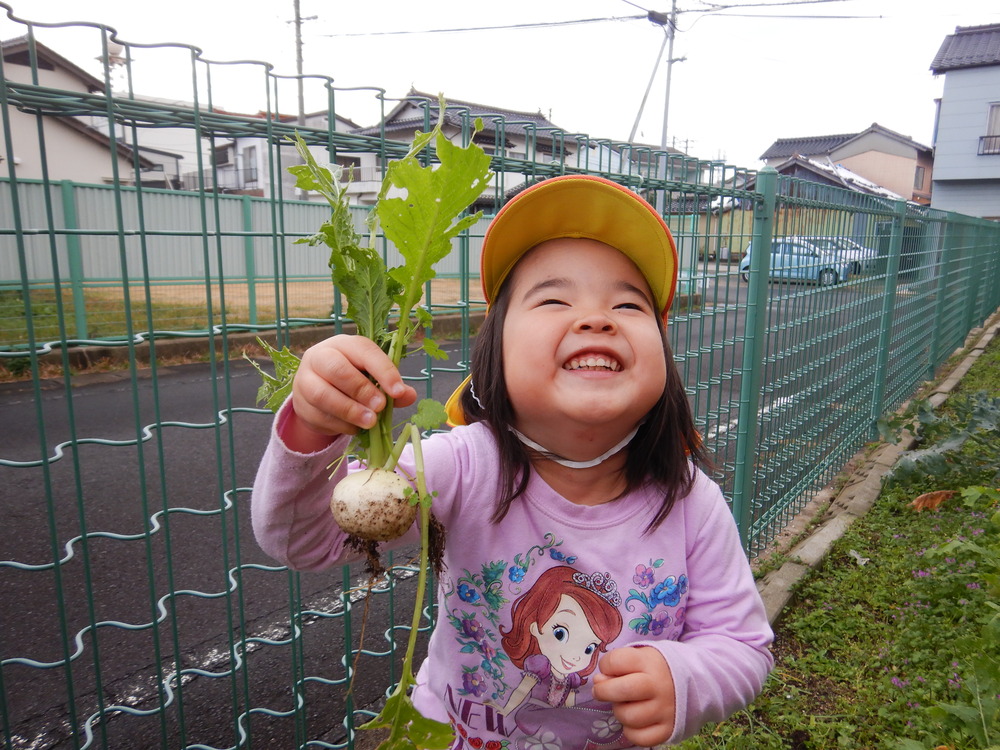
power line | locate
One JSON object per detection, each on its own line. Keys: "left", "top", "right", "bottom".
{"left": 318, "top": 15, "right": 646, "bottom": 38}
{"left": 689, "top": 0, "right": 850, "bottom": 10}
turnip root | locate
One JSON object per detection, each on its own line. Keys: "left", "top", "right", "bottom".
{"left": 330, "top": 468, "right": 417, "bottom": 541}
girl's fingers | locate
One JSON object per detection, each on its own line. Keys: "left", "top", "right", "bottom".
{"left": 293, "top": 365, "right": 375, "bottom": 433}
{"left": 292, "top": 336, "right": 417, "bottom": 435}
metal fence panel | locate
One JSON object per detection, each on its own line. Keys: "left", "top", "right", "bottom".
{"left": 2, "top": 14, "right": 1000, "bottom": 750}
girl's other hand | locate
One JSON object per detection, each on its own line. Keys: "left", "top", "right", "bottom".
{"left": 592, "top": 645, "right": 676, "bottom": 747}
{"left": 285, "top": 335, "right": 417, "bottom": 452}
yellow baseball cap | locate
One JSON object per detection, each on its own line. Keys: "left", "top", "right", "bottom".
{"left": 445, "top": 174, "right": 678, "bottom": 426}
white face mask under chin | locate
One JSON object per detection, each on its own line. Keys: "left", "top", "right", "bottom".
{"left": 508, "top": 424, "right": 642, "bottom": 469}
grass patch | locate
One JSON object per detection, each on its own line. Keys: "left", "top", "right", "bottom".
{"left": 0, "top": 288, "right": 222, "bottom": 348}
{"left": 680, "top": 334, "right": 1000, "bottom": 750}
{"left": 953, "top": 333, "right": 1000, "bottom": 397}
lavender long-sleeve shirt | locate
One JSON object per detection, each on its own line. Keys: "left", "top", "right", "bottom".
{"left": 252, "top": 401, "right": 773, "bottom": 747}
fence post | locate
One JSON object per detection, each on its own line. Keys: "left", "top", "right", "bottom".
{"left": 731, "top": 166, "right": 776, "bottom": 551}
{"left": 869, "top": 198, "right": 906, "bottom": 433}
{"left": 928, "top": 212, "right": 956, "bottom": 378}
{"left": 241, "top": 195, "right": 257, "bottom": 326}
{"left": 60, "top": 180, "right": 88, "bottom": 339}
{"left": 963, "top": 222, "right": 986, "bottom": 332}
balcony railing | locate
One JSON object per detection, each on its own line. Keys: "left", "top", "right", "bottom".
{"left": 978, "top": 135, "right": 1000, "bottom": 155}
{"left": 181, "top": 167, "right": 259, "bottom": 191}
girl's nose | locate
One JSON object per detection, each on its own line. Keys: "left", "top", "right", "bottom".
{"left": 575, "top": 311, "right": 616, "bottom": 333}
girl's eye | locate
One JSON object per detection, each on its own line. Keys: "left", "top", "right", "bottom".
{"left": 552, "top": 626, "right": 568, "bottom": 642}
{"left": 584, "top": 643, "right": 597, "bottom": 656}
{"left": 539, "top": 298, "right": 567, "bottom": 306}
{"left": 614, "top": 302, "right": 644, "bottom": 311}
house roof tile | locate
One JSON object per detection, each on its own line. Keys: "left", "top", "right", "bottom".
{"left": 931, "top": 23, "right": 1000, "bottom": 73}
{"left": 759, "top": 133, "right": 856, "bottom": 160}
{"left": 760, "top": 123, "right": 930, "bottom": 161}
{"left": 353, "top": 89, "right": 565, "bottom": 142}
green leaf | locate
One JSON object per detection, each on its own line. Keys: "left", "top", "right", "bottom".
{"left": 377, "top": 129, "right": 492, "bottom": 328}
{"left": 412, "top": 399, "right": 448, "bottom": 432}
{"left": 360, "top": 683, "right": 454, "bottom": 750}
{"left": 287, "top": 136, "right": 346, "bottom": 208}
{"left": 288, "top": 133, "right": 401, "bottom": 347}
{"left": 419, "top": 337, "right": 448, "bottom": 361}
{"left": 337, "top": 255, "right": 399, "bottom": 348}
{"left": 244, "top": 338, "right": 301, "bottom": 412}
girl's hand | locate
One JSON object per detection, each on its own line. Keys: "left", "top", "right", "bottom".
{"left": 592, "top": 646, "right": 676, "bottom": 747}
{"left": 285, "top": 335, "right": 417, "bottom": 453}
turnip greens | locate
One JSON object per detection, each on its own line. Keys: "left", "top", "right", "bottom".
{"left": 250, "top": 99, "right": 493, "bottom": 749}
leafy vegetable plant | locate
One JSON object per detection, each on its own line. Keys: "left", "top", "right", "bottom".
{"left": 249, "top": 99, "right": 492, "bottom": 749}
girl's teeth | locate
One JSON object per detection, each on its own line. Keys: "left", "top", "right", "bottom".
{"left": 566, "top": 357, "right": 620, "bottom": 371}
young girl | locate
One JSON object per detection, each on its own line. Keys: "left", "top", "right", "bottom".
{"left": 252, "top": 175, "right": 774, "bottom": 748}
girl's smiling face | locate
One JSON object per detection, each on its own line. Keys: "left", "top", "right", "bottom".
{"left": 529, "top": 594, "right": 601, "bottom": 679}
{"left": 500, "top": 238, "right": 667, "bottom": 451}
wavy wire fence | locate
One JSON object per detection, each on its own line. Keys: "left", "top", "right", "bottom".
{"left": 2, "top": 7, "right": 1000, "bottom": 750}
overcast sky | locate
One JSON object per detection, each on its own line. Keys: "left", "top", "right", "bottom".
{"left": 7, "top": 0, "right": 1000, "bottom": 169}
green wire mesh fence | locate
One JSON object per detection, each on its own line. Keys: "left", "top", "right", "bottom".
{"left": 2, "top": 6, "right": 1000, "bottom": 749}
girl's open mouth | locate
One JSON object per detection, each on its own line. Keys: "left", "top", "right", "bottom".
{"left": 563, "top": 355, "right": 622, "bottom": 372}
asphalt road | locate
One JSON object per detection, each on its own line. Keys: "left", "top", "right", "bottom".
{"left": 0, "top": 338, "right": 470, "bottom": 749}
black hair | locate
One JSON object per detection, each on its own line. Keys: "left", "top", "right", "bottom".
{"left": 459, "top": 267, "right": 713, "bottom": 532}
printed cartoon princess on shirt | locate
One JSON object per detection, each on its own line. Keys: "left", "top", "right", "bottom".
{"left": 484, "top": 566, "right": 628, "bottom": 750}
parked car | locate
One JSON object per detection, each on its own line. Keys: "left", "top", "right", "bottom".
{"left": 739, "top": 238, "right": 852, "bottom": 286}
{"left": 802, "top": 236, "right": 878, "bottom": 274}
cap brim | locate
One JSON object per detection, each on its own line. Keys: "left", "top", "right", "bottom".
{"left": 445, "top": 373, "right": 472, "bottom": 427}
{"left": 481, "top": 175, "right": 677, "bottom": 314}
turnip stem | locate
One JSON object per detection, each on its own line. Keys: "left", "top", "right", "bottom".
{"left": 369, "top": 399, "right": 393, "bottom": 470}
{"left": 383, "top": 427, "right": 411, "bottom": 473}
{"left": 404, "top": 424, "right": 432, "bottom": 671}
{"left": 364, "top": 424, "right": 449, "bottom": 748}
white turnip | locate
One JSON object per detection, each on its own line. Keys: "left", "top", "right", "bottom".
{"left": 330, "top": 468, "right": 417, "bottom": 542}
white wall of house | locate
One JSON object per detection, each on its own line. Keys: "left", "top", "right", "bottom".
{"left": 931, "top": 64, "right": 1000, "bottom": 219}
{"left": 931, "top": 180, "right": 1000, "bottom": 219}
{"left": 2, "top": 51, "right": 138, "bottom": 182}
{"left": 3, "top": 103, "right": 139, "bottom": 183}
{"left": 835, "top": 150, "right": 918, "bottom": 201}
{"left": 933, "top": 65, "right": 1000, "bottom": 181}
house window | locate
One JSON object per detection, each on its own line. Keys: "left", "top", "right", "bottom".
{"left": 213, "top": 144, "right": 232, "bottom": 166}
{"left": 243, "top": 146, "right": 258, "bottom": 184}
{"left": 980, "top": 103, "right": 1000, "bottom": 155}
{"left": 913, "top": 166, "right": 925, "bottom": 190}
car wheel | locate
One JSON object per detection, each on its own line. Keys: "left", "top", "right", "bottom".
{"left": 741, "top": 271, "right": 750, "bottom": 283}
{"left": 818, "top": 269, "right": 838, "bottom": 286}
{"left": 850, "top": 262, "right": 861, "bottom": 275}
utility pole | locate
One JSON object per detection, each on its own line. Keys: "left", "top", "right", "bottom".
{"left": 294, "top": 0, "right": 305, "bottom": 125}
{"left": 290, "top": 0, "right": 317, "bottom": 126}
{"left": 659, "top": 0, "right": 680, "bottom": 152}
{"left": 630, "top": 7, "right": 685, "bottom": 146}
{"left": 636, "top": 5, "right": 685, "bottom": 216}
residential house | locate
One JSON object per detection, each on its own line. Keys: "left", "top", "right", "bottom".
{"left": 349, "top": 90, "right": 580, "bottom": 208}
{"left": 737, "top": 154, "right": 904, "bottom": 254}
{"left": 184, "top": 109, "right": 361, "bottom": 197}
{"left": 2, "top": 37, "right": 364, "bottom": 196}
{"left": 929, "top": 23, "right": 1000, "bottom": 220}
{"left": 1, "top": 37, "right": 160, "bottom": 183}
{"left": 758, "top": 155, "right": 903, "bottom": 201}
{"left": 760, "top": 123, "right": 933, "bottom": 205}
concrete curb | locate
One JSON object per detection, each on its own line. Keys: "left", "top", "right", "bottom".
{"left": 755, "top": 310, "right": 1000, "bottom": 626}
